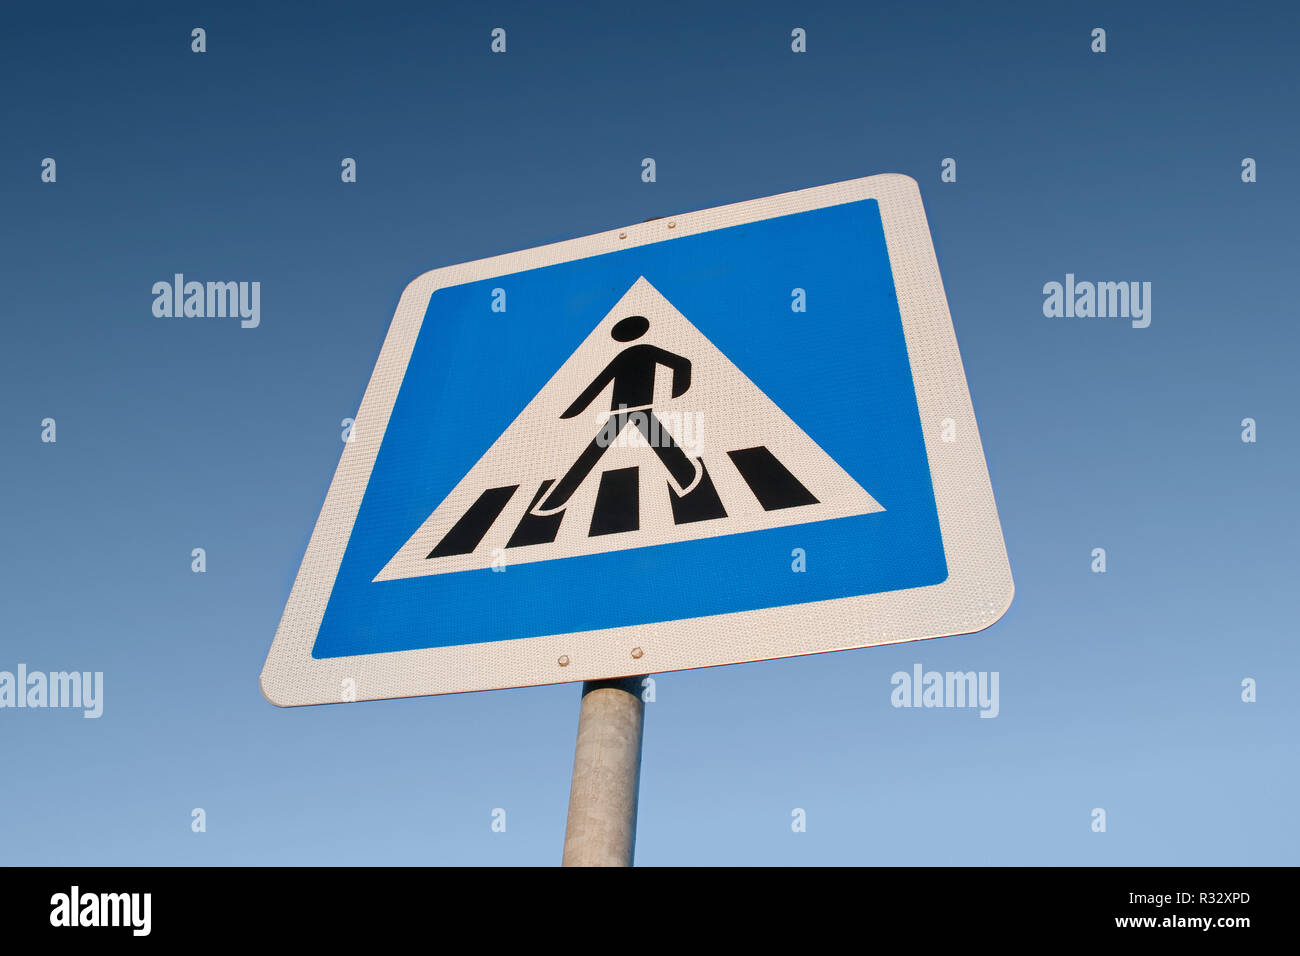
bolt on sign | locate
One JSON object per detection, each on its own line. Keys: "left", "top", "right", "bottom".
{"left": 261, "top": 174, "right": 1013, "bottom": 706}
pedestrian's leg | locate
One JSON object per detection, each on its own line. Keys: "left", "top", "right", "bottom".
{"left": 637, "top": 413, "right": 700, "bottom": 492}
{"left": 537, "top": 414, "right": 622, "bottom": 514}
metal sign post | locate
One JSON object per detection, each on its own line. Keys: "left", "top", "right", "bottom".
{"left": 561, "top": 676, "right": 646, "bottom": 867}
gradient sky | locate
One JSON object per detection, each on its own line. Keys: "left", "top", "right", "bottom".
{"left": 1, "top": 0, "right": 1296, "bottom": 865}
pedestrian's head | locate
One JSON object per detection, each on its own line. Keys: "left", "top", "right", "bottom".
{"left": 612, "top": 315, "right": 649, "bottom": 342}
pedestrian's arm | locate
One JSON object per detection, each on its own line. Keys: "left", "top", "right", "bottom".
{"left": 652, "top": 347, "right": 692, "bottom": 398}
{"left": 559, "top": 362, "right": 616, "bottom": 419}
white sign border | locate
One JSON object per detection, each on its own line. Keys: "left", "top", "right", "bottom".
{"left": 261, "top": 174, "right": 1014, "bottom": 706}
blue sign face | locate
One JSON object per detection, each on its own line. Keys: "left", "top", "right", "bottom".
{"left": 310, "top": 198, "right": 947, "bottom": 659}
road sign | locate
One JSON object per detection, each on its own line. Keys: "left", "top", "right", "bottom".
{"left": 261, "top": 174, "right": 1013, "bottom": 706}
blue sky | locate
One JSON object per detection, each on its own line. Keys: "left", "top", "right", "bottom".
{"left": 1, "top": 0, "right": 1295, "bottom": 865}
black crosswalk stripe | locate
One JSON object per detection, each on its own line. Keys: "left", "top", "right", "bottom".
{"left": 669, "top": 461, "right": 727, "bottom": 524}
{"left": 589, "top": 466, "right": 640, "bottom": 536}
{"left": 426, "top": 446, "right": 818, "bottom": 556}
{"left": 726, "top": 446, "right": 819, "bottom": 511}
{"left": 426, "top": 485, "right": 518, "bottom": 558}
{"left": 506, "top": 480, "right": 564, "bottom": 548}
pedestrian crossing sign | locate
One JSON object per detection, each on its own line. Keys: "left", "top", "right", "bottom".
{"left": 261, "top": 174, "right": 1013, "bottom": 706}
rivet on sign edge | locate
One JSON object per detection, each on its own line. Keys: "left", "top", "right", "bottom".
{"left": 630, "top": 647, "right": 644, "bottom": 659}
{"left": 558, "top": 655, "right": 570, "bottom": 667}
{"left": 618, "top": 232, "right": 627, "bottom": 240}
{"left": 666, "top": 221, "right": 676, "bottom": 228}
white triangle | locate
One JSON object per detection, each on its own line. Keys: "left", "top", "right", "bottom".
{"left": 375, "top": 277, "right": 884, "bottom": 581}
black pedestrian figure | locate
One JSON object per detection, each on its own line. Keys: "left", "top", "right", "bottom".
{"left": 533, "top": 315, "right": 701, "bottom": 515}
